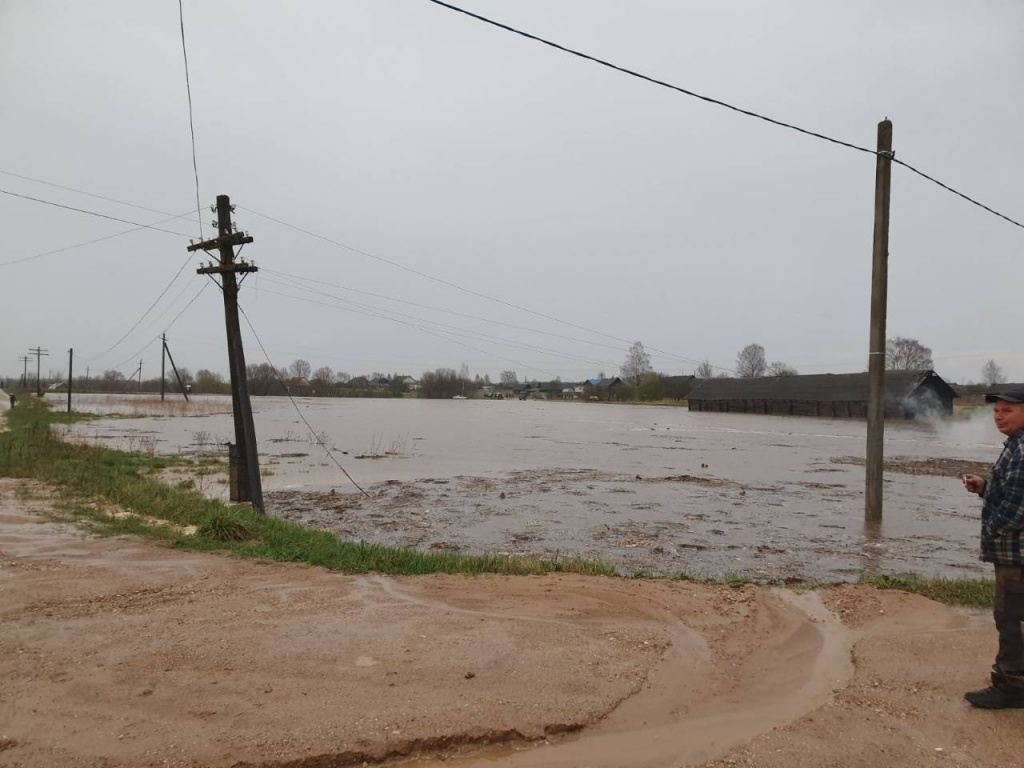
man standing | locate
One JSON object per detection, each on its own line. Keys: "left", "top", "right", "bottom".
{"left": 963, "top": 389, "right": 1024, "bottom": 708}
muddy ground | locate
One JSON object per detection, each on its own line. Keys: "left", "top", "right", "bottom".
{"left": 2, "top": 478, "right": 1023, "bottom": 768}
{"left": 266, "top": 455, "right": 993, "bottom": 581}
{"left": 66, "top": 397, "right": 1003, "bottom": 582}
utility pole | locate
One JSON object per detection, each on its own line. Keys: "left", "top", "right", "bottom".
{"left": 29, "top": 347, "right": 49, "bottom": 397}
{"left": 188, "top": 195, "right": 263, "bottom": 512}
{"left": 85, "top": 366, "right": 90, "bottom": 392}
{"left": 18, "top": 356, "right": 29, "bottom": 387}
{"left": 139, "top": 360, "right": 144, "bottom": 392}
{"left": 161, "top": 333, "right": 167, "bottom": 401}
{"left": 163, "top": 337, "right": 190, "bottom": 402}
{"left": 67, "top": 348, "right": 73, "bottom": 414}
{"left": 865, "top": 119, "right": 893, "bottom": 524}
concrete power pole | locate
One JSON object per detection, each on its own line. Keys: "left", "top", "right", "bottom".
{"left": 29, "top": 347, "right": 49, "bottom": 397}
{"left": 188, "top": 195, "right": 263, "bottom": 512}
{"left": 865, "top": 119, "right": 893, "bottom": 524}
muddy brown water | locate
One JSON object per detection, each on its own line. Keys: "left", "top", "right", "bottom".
{"left": 66, "top": 395, "right": 1003, "bottom": 581}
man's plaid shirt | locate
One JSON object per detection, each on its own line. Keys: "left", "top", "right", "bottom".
{"left": 981, "top": 430, "right": 1024, "bottom": 566}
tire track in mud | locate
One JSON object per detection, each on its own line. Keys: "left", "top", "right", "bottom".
{"left": 337, "top": 579, "right": 855, "bottom": 768}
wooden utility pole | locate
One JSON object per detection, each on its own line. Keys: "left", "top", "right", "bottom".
{"left": 161, "top": 334, "right": 166, "bottom": 401}
{"left": 865, "top": 119, "right": 893, "bottom": 524}
{"left": 29, "top": 347, "right": 49, "bottom": 397}
{"left": 163, "top": 337, "right": 190, "bottom": 402}
{"left": 18, "top": 355, "right": 29, "bottom": 387}
{"left": 188, "top": 195, "right": 264, "bottom": 512}
{"left": 67, "top": 348, "right": 73, "bottom": 414}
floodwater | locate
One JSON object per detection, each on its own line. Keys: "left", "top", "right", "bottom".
{"left": 66, "top": 394, "right": 1004, "bottom": 581}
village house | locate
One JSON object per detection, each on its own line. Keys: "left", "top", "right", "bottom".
{"left": 687, "top": 370, "right": 958, "bottom": 419}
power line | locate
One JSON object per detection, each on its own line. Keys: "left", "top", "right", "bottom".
{"left": 425, "top": 0, "right": 1024, "bottom": 232}
{"left": 85, "top": 251, "right": 200, "bottom": 363}
{"left": 237, "top": 303, "right": 369, "bottom": 498}
{"left": 0, "top": 208, "right": 198, "bottom": 269}
{"left": 256, "top": 284, "right": 562, "bottom": 379}
{"left": 110, "top": 335, "right": 162, "bottom": 372}
{"left": 263, "top": 267, "right": 637, "bottom": 357}
{"left": 260, "top": 276, "right": 619, "bottom": 371}
{"left": 892, "top": 158, "right": 1024, "bottom": 231}
{"left": 164, "top": 280, "right": 209, "bottom": 334}
{"left": 242, "top": 205, "right": 726, "bottom": 371}
{"left": 425, "top": 0, "right": 875, "bottom": 156}
{"left": 177, "top": 0, "right": 204, "bottom": 240}
{"left": 0, "top": 188, "right": 194, "bottom": 237}
{"left": 0, "top": 168, "right": 197, "bottom": 223}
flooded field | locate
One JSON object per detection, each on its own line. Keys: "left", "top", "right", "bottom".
{"left": 65, "top": 394, "right": 1002, "bottom": 581}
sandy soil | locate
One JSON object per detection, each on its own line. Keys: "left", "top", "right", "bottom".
{"left": 2, "top": 479, "right": 1022, "bottom": 768}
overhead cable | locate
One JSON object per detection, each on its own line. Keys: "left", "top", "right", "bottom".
{"left": 242, "top": 205, "right": 727, "bottom": 371}
{"left": 424, "top": 0, "right": 875, "bottom": 155}
{"left": 0, "top": 189, "right": 193, "bottom": 237}
{"left": 0, "top": 168, "right": 195, "bottom": 223}
{"left": 85, "top": 251, "right": 200, "bottom": 363}
{"left": 425, "top": 0, "right": 1024, "bottom": 232}
{"left": 0, "top": 208, "right": 199, "bottom": 270}
{"left": 237, "top": 303, "right": 369, "bottom": 498}
{"left": 177, "top": 0, "right": 204, "bottom": 239}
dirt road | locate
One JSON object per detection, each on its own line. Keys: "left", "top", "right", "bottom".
{"left": 1, "top": 479, "right": 1022, "bottom": 767}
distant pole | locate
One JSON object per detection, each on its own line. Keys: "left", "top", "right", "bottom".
{"left": 19, "top": 355, "right": 29, "bottom": 387}
{"left": 139, "top": 360, "right": 143, "bottom": 392}
{"left": 865, "top": 119, "right": 893, "bottom": 524}
{"left": 163, "top": 339, "right": 190, "bottom": 403}
{"left": 29, "top": 347, "right": 49, "bottom": 397}
{"left": 85, "top": 366, "right": 90, "bottom": 392}
{"left": 161, "top": 333, "right": 167, "bottom": 401}
{"left": 188, "top": 194, "right": 263, "bottom": 512}
{"left": 67, "top": 348, "right": 73, "bottom": 413}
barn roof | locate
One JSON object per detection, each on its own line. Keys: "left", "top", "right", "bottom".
{"left": 687, "top": 370, "right": 958, "bottom": 402}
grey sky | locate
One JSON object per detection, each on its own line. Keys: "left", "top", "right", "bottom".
{"left": 1, "top": 0, "right": 1022, "bottom": 385}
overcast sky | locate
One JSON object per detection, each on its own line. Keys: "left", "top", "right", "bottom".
{"left": 1, "top": 0, "right": 1022, "bottom": 385}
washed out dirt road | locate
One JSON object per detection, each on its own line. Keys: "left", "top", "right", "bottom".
{"left": 2, "top": 479, "right": 1022, "bottom": 768}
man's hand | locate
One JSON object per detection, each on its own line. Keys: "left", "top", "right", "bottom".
{"left": 963, "top": 475, "right": 986, "bottom": 495}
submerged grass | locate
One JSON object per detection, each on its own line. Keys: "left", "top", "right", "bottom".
{"left": 0, "top": 399, "right": 614, "bottom": 577}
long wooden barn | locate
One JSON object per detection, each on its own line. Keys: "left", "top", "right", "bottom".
{"left": 687, "top": 370, "right": 958, "bottom": 419}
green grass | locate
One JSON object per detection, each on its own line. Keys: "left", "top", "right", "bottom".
{"left": 0, "top": 399, "right": 614, "bottom": 577}
{"left": 858, "top": 574, "right": 994, "bottom": 609}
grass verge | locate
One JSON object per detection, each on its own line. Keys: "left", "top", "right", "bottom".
{"left": 858, "top": 574, "right": 994, "bottom": 609}
{"left": 0, "top": 399, "right": 614, "bottom": 577}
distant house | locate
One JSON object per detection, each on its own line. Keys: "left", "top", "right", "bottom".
{"left": 348, "top": 376, "right": 371, "bottom": 389}
{"left": 400, "top": 375, "right": 419, "bottom": 391}
{"left": 369, "top": 377, "right": 390, "bottom": 389}
{"left": 582, "top": 377, "right": 623, "bottom": 400}
{"left": 687, "top": 370, "right": 958, "bottom": 419}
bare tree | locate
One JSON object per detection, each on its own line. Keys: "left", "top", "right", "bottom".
{"left": 735, "top": 344, "right": 767, "bottom": 378}
{"left": 982, "top": 359, "right": 1007, "bottom": 386}
{"left": 334, "top": 371, "right": 351, "bottom": 384}
{"left": 621, "top": 341, "right": 652, "bottom": 385}
{"left": 289, "top": 359, "right": 311, "bottom": 380}
{"left": 500, "top": 370, "right": 518, "bottom": 388}
{"left": 767, "top": 361, "right": 798, "bottom": 377}
{"left": 885, "top": 337, "right": 933, "bottom": 371}
{"left": 695, "top": 359, "right": 715, "bottom": 379}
